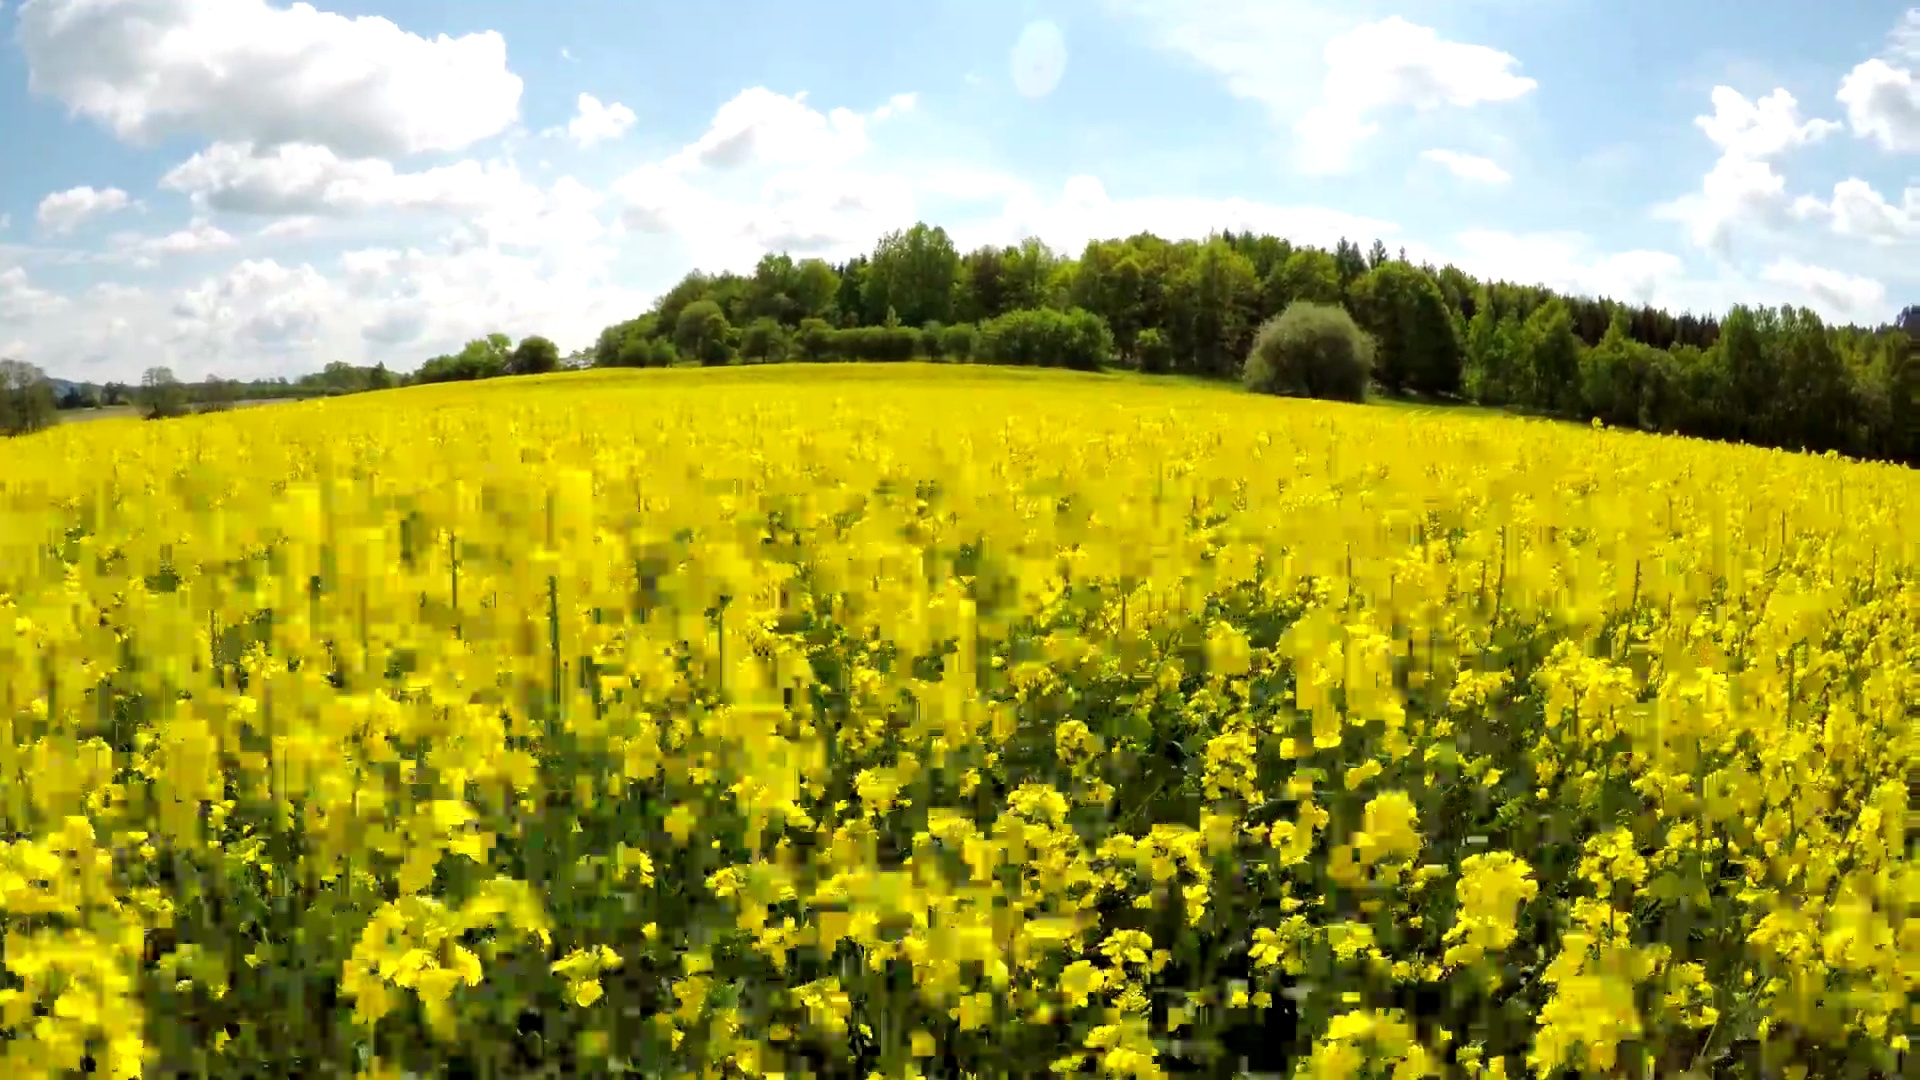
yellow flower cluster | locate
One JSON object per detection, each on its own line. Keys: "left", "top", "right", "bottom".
{"left": 0, "top": 363, "right": 1911, "bottom": 1078}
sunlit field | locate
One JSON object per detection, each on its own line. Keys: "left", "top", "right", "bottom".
{"left": 0, "top": 363, "right": 1911, "bottom": 1079}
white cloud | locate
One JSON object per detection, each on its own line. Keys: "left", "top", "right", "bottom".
{"left": 872, "top": 93, "right": 918, "bottom": 120}
{"left": 664, "top": 87, "right": 907, "bottom": 172}
{"left": 36, "top": 185, "right": 132, "bottom": 233}
{"left": 114, "top": 218, "right": 240, "bottom": 261}
{"left": 1697, "top": 85, "right": 1842, "bottom": 158}
{"left": 257, "top": 216, "right": 321, "bottom": 239}
{"left": 1441, "top": 229, "right": 1690, "bottom": 307}
{"left": 18, "top": 0, "right": 522, "bottom": 157}
{"left": 161, "top": 141, "right": 538, "bottom": 221}
{"left": 333, "top": 243, "right": 643, "bottom": 353}
{"left": 609, "top": 88, "right": 927, "bottom": 271}
{"left": 1838, "top": 59, "right": 1920, "bottom": 152}
{"left": 1792, "top": 178, "right": 1920, "bottom": 244}
{"left": 1760, "top": 257, "right": 1888, "bottom": 317}
{"left": 1112, "top": 3, "right": 1536, "bottom": 174}
{"left": 1419, "top": 149, "right": 1510, "bottom": 184}
{"left": 1295, "top": 17, "right": 1535, "bottom": 173}
{"left": 953, "top": 173, "right": 1401, "bottom": 257}
{"left": 1656, "top": 87, "right": 1838, "bottom": 254}
{"left": 1837, "top": 12, "right": 1920, "bottom": 153}
{"left": 612, "top": 161, "right": 917, "bottom": 271}
{"left": 566, "top": 93, "right": 637, "bottom": 148}
{"left": 0, "top": 267, "right": 72, "bottom": 323}
{"left": 171, "top": 258, "right": 343, "bottom": 356}
{"left": 1104, "top": 0, "right": 1356, "bottom": 127}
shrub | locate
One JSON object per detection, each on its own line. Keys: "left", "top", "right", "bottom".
{"left": 976, "top": 307, "right": 1115, "bottom": 371}
{"left": 938, "top": 323, "right": 977, "bottom": 363}
{"left": 796, "top": 318, "right": 837, "bottom": 362}
{"left": 508, "top": 335, "right": 562, "bottom": 376}
{"left": 1133, "top": 327, "right": 1173, "bottom": 374}
{"left": 740, "top": 318, "right": 793, "bottom": 364}
{"left": 1243, "top": 301, "right": 1375, "bottom": 402}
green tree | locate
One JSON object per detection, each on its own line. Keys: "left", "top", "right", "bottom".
{"left": 461, "top": 334, "right": 513, "bottom": 379}
{"left": 1331, "top": 238, "right": 1368, "bottom": 293}
{"left": 791, "top": 259, "right": 840, "bottom": 321}
{"left": 1579, "top": 310, "right": 1656, "bottom": 427}
{"left": 1263, "top": 249, "right": 1343, "bottom": 315}
{"left": 863, "top": 223, "right": 961, "bottom": 329}
{"left": 199, "top": 374, "right": 239, "bottom": 413}
{"left": 1167, "top": 238, "right": 1260, "bottom": 378}
{"left": 675, "top": 300, "right": 734, "bottom": 366}
{"left": 1243, "top": 302, "right": 1375, "bottom": 402}
{"left": 796, "top": 318, "right": 837, "bottom": 362}
{"left": 955, "top": 246, "right": 1002, "bottom": 325}
{"left": 1462, "top": 307, "right": 1524, "bottom": 406}
{"left": 1771, "top": 306, "right": 1853, "bottom": 451}
{"left": 139, "top": 366, "right": 189, "bottom": 420}
{"left": 1349, "top": 262, "right": 1461, "bottom": 396}
{"left": 508, "top": 335, "right": 562, "bottom": 376}
{"left": 1133, "top": 327, "right": 1174, "bottom": 374}
{"left": 1716, "top": 305, "right": 1776, "bottom": 442}
{"left": 1518, "top": 299, "right": 1584, "bottom": 414}
{"left": 739, "top": 318, "right": 792, "bottom": 364}
{"left": 975, "top": 307, "right": 1114, "bottom": 370}
{"left": 653, "top": 272, "right": 719, "bottom": 334}
{"left": 937, "top": 323, "right": 977, "bottom": 362}
{"left": 1001, "top": 237, "right": 1061, "bottom": 312}
{"left": 1071, "top": 241, "right": 1148, "bottom": 357}
{"left": 0, "top": 359, "right": 59, "bottom": 436}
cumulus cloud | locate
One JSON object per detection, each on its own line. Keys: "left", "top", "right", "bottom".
{"left": 664, "top": 87, "right": 910, "bottom": 172}
{"left": 1442, "top": 229, "right": 1689, "bottom": 306}
{"left": 1419, "top": 149, "right": 1510, "bottom": 184}
{"left": 609, "top": 88, "right": 926, "bottom": 270}
{"left": 1760, "top": 257, "right": 1888, "bottom": 317}
{"left": 1655, "top": 87, "right": 1839, "bottom": 255}
{"left": 172, "top": 258, "right": 340, "bottom": 350}
{"left": 36, "top": 185, "right": 132, "bottom": 233}
{"left": 566, "top": 93, "right": 637, "bottom": 147}
{"left": 113, "top": 218, "right": 240, "bottom": 261}
{"left": 18, "top": 0, "right": 523, "bottom": 157}
{"left": 1294, "top": 17, "right": 1536, "bottom": 173}
{"left": 257, "top": 216, "right": 321, "bottom": 240}
{"left": 1837, "top": 11, "right": 1920, "bottom": 152}
{"left": 1110, "top": 2, "right": 1537, "bottom": 174}
{"left": 0, "top": 267, "right": 73, "bottom": 323}
{"left": 160, "top": 141, "right": 537, "bottom": 220}
{"left": 1792, "top": 178, "right": 1920, "bottom": 244}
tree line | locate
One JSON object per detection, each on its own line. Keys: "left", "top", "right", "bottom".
{"left": 577, "top": 224, "right": 1916, "bottom": 464}
{"left": 5, "top": 223, "right": 1914, "bottom": 465}
{"left": 3, "top": 334, "right": 575, "bottom": 433}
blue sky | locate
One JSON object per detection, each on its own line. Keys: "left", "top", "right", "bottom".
{"left": 1, "top": 0, "right": 1917, "bottom": 382}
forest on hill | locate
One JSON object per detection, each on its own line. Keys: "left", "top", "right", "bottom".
{"left": 576, "top": 225, "right": 1917, "bottom": 465}
{"left": 12, "top": 223, "right": 1916, "bottom": 466}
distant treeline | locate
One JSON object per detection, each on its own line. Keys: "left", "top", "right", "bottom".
{"left": 27, "top": 335, "right": 578, "bottom": 429}
{"left": 16, "top": 223, "right": 1916, "bottom": 464}
{"left": 579, "top": 224, "right": 1917, "bottom": 465}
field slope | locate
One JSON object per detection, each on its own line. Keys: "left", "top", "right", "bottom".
{"left": 0, "top": 364, "right": 1912, "bottom": 1079}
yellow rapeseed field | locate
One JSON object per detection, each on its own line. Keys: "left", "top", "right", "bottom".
{"left": 0, "top": 363, "right": 1912, "bottom": 1079}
